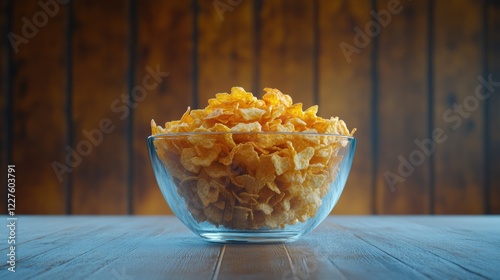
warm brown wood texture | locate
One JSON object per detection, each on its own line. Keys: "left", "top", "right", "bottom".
{"left": 198, "top": 0, "right": 255, "bottom": 101}
{"left": 433, "top": 0, "right": 484, "bottom": 214}
{"left": 71, "top": 0, "right": 128, "bottom": 214}
{"left": 132, "top": 1, "right": 193, "bottom": 214}
{"left": 1, "top": 216, "right": 499, "bottom": 278}
{"left": 376, "top": 0, "right": 430, "bottom": 214}
{"left": 2, "top": 0, "right": 499, "bottom": 215}
{"left": 318, "top": 0, "right": 373, "bottom": 214}
{"left": 10, "top": 0, "right": 67, "bottom": 214}
{"left": 259, "top": 0, "right": 315, "bottom": 107}
{"left": 487, "top": 0, "right": 500, "bottom": 213}
{"left": 0, "top": 0, "right": 7, "bottom": 214}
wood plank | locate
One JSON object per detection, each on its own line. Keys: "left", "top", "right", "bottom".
{"left": 11, "top": 0, "right": 67, "bottom": 214}
{"left": 487, "top": 0, "right": 500, "bottom": 213}
{"left": 285, "top": 240, "right": 346, "bottom": 279}
{"left": 86, "top": 230, "right": 219, "bottom": 280}
{"left": 28, "top": 217, "right": 214, "bottom": 279}
{"left": 0, "top": 216, "right": 220, "bottom": 279}
{"left": 340, "top": 217, "right": 500, "bottom": 279}
{"left": 376, "top": 0, "right": 430, "bottom": 213}
{"left": 259, "top": 0, "right": 315, "bottom": 107}
{"left": 217, "top": 244, "right": 291, "bottom": 280}
{"left": 0, "top": 217, "right": 126, "bottom": 264}
{"left": 198, "top": 0, "right": 254, "bottom": 100}
{"left": 433, "top": 0, "right": 484, "bottom": 214}
{"left": 309, "top": 218, "right": 426, "bottom": 279}
{"left": 72, "top": 0, "right": 128, "bottom": 214}
{"left": 87, "top": 235, "right": 219, "bottom": 280}
{"left": 0, "top": 216, "right": 103, "bottom": 252}
{"left": 0, "top": 0, "right": 7, "bottom": 215}
{"left": 132, "top": 1, "right": 192, "bottom": 215}
{"left": 318, "top": 0, "right": 373, "bottom": 214}
{"left": 0, "top": 216, "right": 499, "bottom": 278}
{"left": 406, "top": 215, "right": 500, "bottom": 242}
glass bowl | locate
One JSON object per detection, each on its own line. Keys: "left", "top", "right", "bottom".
{"left": 147, "top": 132, "right": 356, "bottom": 243}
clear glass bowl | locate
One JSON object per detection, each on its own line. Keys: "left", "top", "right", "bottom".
{"left": 148, "top": 132, "right": 356, "bottom": 243}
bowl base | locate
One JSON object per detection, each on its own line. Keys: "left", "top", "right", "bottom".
{"left": 200, "top": 231, "right": 302, "bottom": 243}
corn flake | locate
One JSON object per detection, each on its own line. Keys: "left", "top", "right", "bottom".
{"left": 151, "top": 87, "right": 355, "bottom": 229}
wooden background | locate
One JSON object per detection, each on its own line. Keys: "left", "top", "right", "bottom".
{"left": 1, "top": 0, "right": 499, "bottom": 215}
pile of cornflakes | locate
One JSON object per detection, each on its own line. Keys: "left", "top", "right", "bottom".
{"left": 151, "top": 87, "right": 355, "bottom": 229}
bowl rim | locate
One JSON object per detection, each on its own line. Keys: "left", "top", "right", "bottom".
{"left": 148, "top": 131, "right": 355, "bottom": 140}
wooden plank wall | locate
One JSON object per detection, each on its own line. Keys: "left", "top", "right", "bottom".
{"left": 376, "top": 0, "right": 430, "bottom": 214}
{"left": 1, "top": 0, "right": 498, "bottom": 215}
{"left": 318, "top": 1, "right": 373, "bottom": 215}
{"left": 11, "top": 0, "right": 67, "bottom": 214}
{"left": 0, "top": 0, "right": 7, "bottom": 214}
{"left": 488, "top": 0, "right": 500, "bottom": 213}
{"left": 133, "top": 1, "right": 193, "bottom": 214}
{"left": 72, "top": 0, "right": 129, "bottom": 214}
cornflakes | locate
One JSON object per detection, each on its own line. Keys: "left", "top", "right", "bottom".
{"left": 151, "top": 87, "right": 355, "bottom": 229}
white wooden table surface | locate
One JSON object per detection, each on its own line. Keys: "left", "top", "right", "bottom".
{"left": 0, "top": 216, "right": 499, "bottom": 279}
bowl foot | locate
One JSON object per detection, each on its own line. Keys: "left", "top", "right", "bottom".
{"left": 199, "top": 232, "right": 303, "bottom": 244}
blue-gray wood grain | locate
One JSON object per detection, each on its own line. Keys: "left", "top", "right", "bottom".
{"left": 0, "top": 216, "right": 498, "bottom": 280}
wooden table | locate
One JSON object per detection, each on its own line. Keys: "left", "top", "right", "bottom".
{"left": 0, "top": 216, "right": 499, "bottom": 279}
